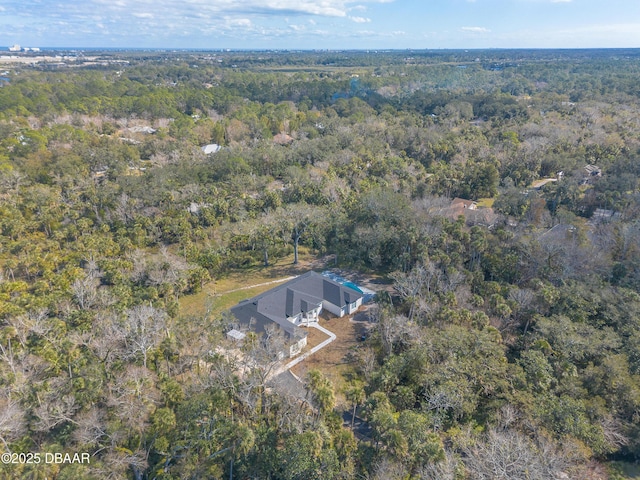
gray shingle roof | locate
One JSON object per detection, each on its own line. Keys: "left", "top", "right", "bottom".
{"left": 230, "top": 271, "right": 363, "bottom": 338}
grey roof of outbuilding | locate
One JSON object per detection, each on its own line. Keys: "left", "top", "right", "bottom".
{"left": 230, "top": 271, "right": 363, "bottom": 338}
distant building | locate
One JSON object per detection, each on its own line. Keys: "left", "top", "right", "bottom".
{"left": 201, "top": 143, "right": 221, "bottom": 154}
{"left": 590, "top": 208, "right": 621, "bottom": 224}
{"left": 187, "top": 202, "right": 211, "bottom": 214}
{"left": 451, "top": 197, "right": 477, "bottom": 210}
{"left": 273, "top": 133, "right": 294, "bottom": 145}
{"left": 439, "top": 198, "right": 477, "bottom": 219}
{"left": 128, "top": 126, "right": 156, "bottom": 134}
{"left": 584, "top": 164, "right": 602, "bottom": 177}
{"left": 437, "top": 198, "right": 499, "bottom": 228}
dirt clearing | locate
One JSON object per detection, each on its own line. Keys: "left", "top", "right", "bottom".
{"left": 291, "top": 312, "right": 373, "bottom": 399}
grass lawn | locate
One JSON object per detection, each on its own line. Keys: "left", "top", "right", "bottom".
{"left": 476, "top": 197, "right": 495, "bottom": 208}
{"left": 178, "top": 248, "right": 329, "bottom": 319}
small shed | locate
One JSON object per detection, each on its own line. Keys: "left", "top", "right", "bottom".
{"left": 226, "top": 329, "right": 246, "bottom": 342}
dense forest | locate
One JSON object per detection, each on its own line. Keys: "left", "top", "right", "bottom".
{"left": 1, "top": 49, "right": 640, "bottom": 479}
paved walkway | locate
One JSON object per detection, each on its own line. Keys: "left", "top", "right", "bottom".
{"left": 282, "top": 322, "right": 336, "bottom": 371}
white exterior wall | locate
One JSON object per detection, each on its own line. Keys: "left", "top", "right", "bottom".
{"left": 289, "top": 336, "right": 308, "bottom": 357}
{"left": 322, "top": 300, "right": 346, "bottom": 317}
{"left": 346, "top": 297, "right": 363, "bottom": 314}
{"left": 289, "top": 305, "right": 322, "bottom": 326}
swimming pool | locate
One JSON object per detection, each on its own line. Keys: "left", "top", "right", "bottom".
{"left": 322, "top": 271, "right": 375, "bottom": 302}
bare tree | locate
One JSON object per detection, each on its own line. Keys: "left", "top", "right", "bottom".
{"left": 391, "top": 262, "right": 442, "bottom": 321}
{"left": 107, "top": 365, "right": 160, "bottom": 435}
{"left": 32, "top": 377, "right": 80, "bottom": 433}
{"left": 418, "top": 450, "right": 461, "bottom": 480}
{"left": 71, "top": 274, "right": 99, "bottom": 310}
{"left": 0, "top": 389, "right": 26, "bottom": 451}
{"left": 424, "top": 387, "right": 463, "bottom": 431}
{"left": 93, "top": 448, "right": 149, "bottom": 480}
{"left": 122, "top": 305, "right": 168, "bottom": 368}
{"left": 6, "top": 309, "right": 51, "bottom": 348}
{"left": 377, "top": 313, "right": 420, "bottom": 356}
{"left": 600, "top": 415, "right": 629, "bottom": 450}
{"left": 464, "top": 428, "right": 569, "bottom": 480}
{"left": 368, "top": 457, "right": 409, "bottom": 480}
{"left": 509, "top": 287, "right": 535, "bottom": 333}
{"left": 240, "top": 324, "right": 288, "bottom": 416}
{"left": 77, "top": 311, "right": 127, "bottom": 378}
{"left": 72, "top": 407, "right": 110, "bottom": 448}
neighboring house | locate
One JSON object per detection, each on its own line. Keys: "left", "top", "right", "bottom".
{"left": 451, "top": 197, "right": 477, "bottom": 210}
{"left": 437, "top": 198, "right": 498, "bottom": 227}
{"left": 187, "top": 202, "right": 212, "bottom": 214}
{"left": 229, "top": 271, "right": 364, "bottom": 358}
{"left": 437, "top": 197, "right": 476, "bottom": 220}
{"left": 273, "top": 133, "right": 294, "bottom": 145}
{"left": 582, "top": 165, "right": 603, "bottom": 185}
{"left": 590, "top": 208, "right": 621, "bottom": 224}
{"left": 464, "top": 208, "right": 499, "bottom": 228}
{"left": 128, "top": 126, "right": 156, "bottom": 134}
{"left": 201, "top": 143, "right": 222, "bottom": 154}
{"left": 584, "top": 164, "right": 602, "bottom": 177}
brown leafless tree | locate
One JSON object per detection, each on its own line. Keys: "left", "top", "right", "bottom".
{"left": 464, "top": 428, "right": 569, "bottom": 480}
{"left": 122, "top": 304, "right": 168, "bottom": 368}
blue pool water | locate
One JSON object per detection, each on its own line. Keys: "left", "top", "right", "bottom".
{"left": 342, "top": 281, "right": 363, "bottom": 293}
{"left": 322, "top": 271, "right": 375, "bottom": 302}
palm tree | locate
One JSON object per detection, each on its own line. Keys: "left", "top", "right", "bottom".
{"left": 345, "top": 383, "right": 365, "bottom": 429}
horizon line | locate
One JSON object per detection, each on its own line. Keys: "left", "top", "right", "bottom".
{"left": 3, "top": 46, "right": 640, "bottom": 52}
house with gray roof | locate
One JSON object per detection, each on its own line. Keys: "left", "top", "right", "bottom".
{"left": 229, "top": 271, "right": 364, "bottom": 357}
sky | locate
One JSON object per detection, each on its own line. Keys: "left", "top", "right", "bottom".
{"left": 1, "top": 0, "right": 640, "bottom": 50}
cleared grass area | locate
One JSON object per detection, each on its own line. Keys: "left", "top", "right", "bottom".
{"left": 186, "top": 286, "right": 283, "bottom": 319}
{"left": 179, "top": 248, "right": 328, "bottom": 319}
{"left": 476, "top": 197, "right": 496, "bottom": 208}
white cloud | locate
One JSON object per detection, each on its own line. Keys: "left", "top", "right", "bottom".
{"left": 4, "top": 0, "right": 397, "bottom": 21}
{"left": 228, "top": 18, "right": 252, "bottom": 27}
{"left": 0, "top": 0, "right": 404, "bottom": 47}
{"left": 461, "top": 26, "right": 491, "bottom": 33}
